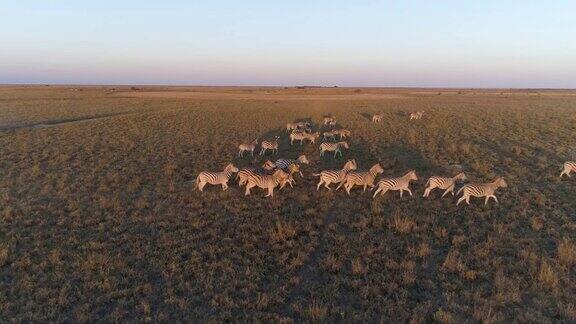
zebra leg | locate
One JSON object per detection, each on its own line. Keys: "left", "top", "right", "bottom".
{"left": 238, "top": 150, "right": 242, "bottom": 157}
{"left": 222, "top": 182, "right": 229, "bottom": 191}
{"left": 324, "top": 183, "right": 332, "bottom": 191}
{"left": 400, "top": 190, "right": 403, "bottom": 198}
{"left": 423, "top": 187, "right": 431, "bottom": 197}
{"left": 335, "top": 181, "right": 345, "bottom": 190}
{"left": 251, "top": 150, "right": 254, "bottom": 157}
{"left": 492, "top": 195, "right": 499, "bottom": 203}
{"left": 320, "top": 150, "right": 324, "bottom": 156}
{"left": 372, "top": 187, "right": 382, "bottom": 198}
{"left": 484, "top": 196, "right": 490, "bottom": 205}
{"left": 317, "top": 180, "right": 323, "bottom": 190}
{"left": 345, "top": 184, "right": 352, "bottom": 195}
{"left": 406, "top": 188, "right": 413, "bottom": 196}
{"left": 198, "top": 181, "right": 206, "bottom": 192}
{"left": 245, "top": 184, "right": 253, "bottom": 195}
{"left": 265, "top": 188, "right": 274, "bottom": 197}
{"left": 363, "top": 185, "right": 367, "bottom": 192}
{"left": 441, "top": 186, "right": 452, "bottom": 198}
{"left": 456, "top": 195, "right": 466, "bottom": 206}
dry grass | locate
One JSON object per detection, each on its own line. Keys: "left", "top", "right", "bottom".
{"left": 1, "top": 86, "right": 576, "bottom": 322}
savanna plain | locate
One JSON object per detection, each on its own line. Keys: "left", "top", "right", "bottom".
{"left": 1, "top": 86, "right": 576, "bottom": 322}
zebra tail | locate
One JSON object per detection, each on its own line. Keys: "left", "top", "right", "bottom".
{"left": 312, "top": 173, "right": 322, "bottom": 177}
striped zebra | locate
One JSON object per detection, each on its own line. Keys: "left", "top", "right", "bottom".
{"left": 290, "top": 131, "right": 319, "bottom": 145}
{"left": 259, "top": 136, "right": 280, "bottom": 155}
{"left": 319, "top": 141, "right": 349, "bottom": 158}
{"left": 286, "top": 123, "right": 299, "bottom": 132}
{"left": 323, "top": 116, "right": 336, "bottom": 125}
{"left": 560, "top": 161, "right": 576, "bottom": 178}
{"left": 334, "top": 129, "right": 351, "bottom": 139}
{"left": 337, "top": 163, "right": 384, "bottom": 194}
{"left": 372, "top": 170, "right": 418, "bottom": 198}
{"left": 313, "top": 159, "right": 357, "bottom": 191}
{"left": 273, "top": 155, "right": 310, "bottom": 177}
{"left": 245, "top": 169, "right": 290, "bottom": 197}
{"left": 410, "top": 111, "right": 424, "bottom": 120}
{"left": 237, "top": 161, "right": 276, "bottom": 187}
{"left": 238, "top": 139, "right": 258, "bottom": 157}
{"left": 456, "top": 177, "right": 507, "bottom": 206}
{"left": 323, "top": 130, "right": 338, "bottom": 141}
{"left": 193, "top": 163, "right": 239, "bottom": 192}
{"left": 372, "top": 114, "right": 383, "bottom": 123}
{"left": 423, "top": 172, "right": 467, "bottom": 198}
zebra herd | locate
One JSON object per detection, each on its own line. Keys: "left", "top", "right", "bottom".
{"left": 193, "top": 113, "right": 576, "bottom": 204}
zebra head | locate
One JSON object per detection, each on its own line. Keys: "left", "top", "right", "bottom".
{"left": 455, "top": 172, "right": 467, "bottom": 182}
{"left": 297, "top": 155, "right": 310, "bottom": 164}
{"left": 495, "top": 177, "right": 507, "bottom": 188}
{"left": 406, "top": 170, "right": 418, "bottom": 181}
{"left": 225, "top": 163, "right": 239, "bottom": 173}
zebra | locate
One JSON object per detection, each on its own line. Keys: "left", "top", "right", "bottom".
{"left": 337, "top": 163, "right": 384, "bottom": 194}
{"left": 193, "top": 163, "right": 239, "bottom": 192}
{"left": 456, "top": 177, "right": 508, "bottom": 206}
{"left": 238, "top": 139, "right": 258, "bottom": 157}
{"left": 237, "top": 161, "right": 276, "bottom": 187}
{"left": 372, "top": 170, "right": 418, "bottom": 198}
{"left": 560, "top": 161, "right": 576, "bottom": 178}
{"left": 287, "top": 121, "right": 311, "bottom": 132}
{"left": 286, "top": 123, "right": 299, "bottom": 132}
{"left": 290, "top": 131, "right": 319, "bottom": 145}
{"left": 245, "top": 169, "right": 290, "bottom": 197}
{"left": 410, "top": 111, "right": 424, "bottom": 120}
{"left": 323, "top": 130, "right": 338, "bottom": 141}
{"left": 313, "top": 159, "right": 357, "bottom": 191}
{"left": 372, "top": 114, "right": 383, "bottom": 123}
{"left": 319, "top": 141, "right": 349, "bottom": 158}
{"left": 259, "top": 136, "right": 280, "bottom": 155}
{"left": 326, "top": 120, "right": 337, "bottom": 127}
{"left": 334, "top": 129, "right": 351, "bottom": 139}
{"left": 273, "top": 155, "right": 310, "bottom": 178}
{"left": 423, "top": 172, "right": 467, "bottom": 198}
{"left": 323, "top": 116, "right": 336, "bottom": 125}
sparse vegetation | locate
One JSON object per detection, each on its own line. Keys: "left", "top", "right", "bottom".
{"left": 1, "top": 86, "right": 576, "bottom": 321}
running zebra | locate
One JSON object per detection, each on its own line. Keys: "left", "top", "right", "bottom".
{"left": 245, "top": 169, "right": 290, "bottom": 197}
{"left": 193, "top": 163, "right": 239, "bottom": 192}
{"left": 313, "top": 159, "right": 357, "bottom": 191}
{"left": 323, "top": 130, "right": 338, "bottom": 141}
{"left": 319, "top": 141, "right": 349, "bottom": 158}
{"left": 259, "top": 136, "right": 280, "bottom": 155}
{"left": 560, "top": 161, "right": 576, "bottom": 178}
{"left": 423, "top": 172, "right": 467, "bottom": 198}
{"left": 273, "top": 155, "right": 310, "bottom": 177}
{"left": 290, "top": 131, "right": 319, "bottom": 145}
{"left": 372, "top": 114, "right": 383, "bottom": 123}
{"left": 337, "top": 163, "right": 384, "bottom": 194}
{"left": 410, "top": 111, "right": 424, "bottom": 120}
{"left": 456, "top": 177, "right": 507, "bottom": 206}
{"left": 238, "top": 139, "right": 258, "bottom": 157}
{"left": 237, "top": 161, "right": 276, "bottom": 187}
{"left": 287, "top": 121, "right": 311, "bottom": 132}
{"left": 372, "top": 170, "right": 418, "bottom": 198}
{"left": 334, "top": 129, "right": 351, "bottom": 139}
{"left": 323, "top": 116, "right": 336, "bottom": 125}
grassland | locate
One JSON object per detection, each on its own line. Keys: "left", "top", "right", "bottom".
{"left": 1, "top": 85, "right": 576, "bottom": 322}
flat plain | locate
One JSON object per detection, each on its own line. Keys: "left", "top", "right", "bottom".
{"left": 1, "top": 85, "right": 576, "bottom": 322}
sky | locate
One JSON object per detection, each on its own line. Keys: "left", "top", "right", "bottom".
{"left": 1, "top": 0, "right": 575, "bottom": 88}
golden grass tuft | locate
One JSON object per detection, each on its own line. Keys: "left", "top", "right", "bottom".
{"left": 558, "top": 239, "right": 576, "bottom": 267}
{"left": 390, "top": 213, "right": 415, "bottom": 234}
{"left": 270, "top": 220, "right": 297, "bottom": 243}
{"left": 351, "top": 258, "right": 366, "bottom": 276}
{"left": 442, "top": 250, "right": 465, "bottom": 273}
{"left": 0, "top": 244, "right": 9, "bottom": 267}
{"left": 307, "top": 300, "right": 328, "bottom": 321}
{"left": 537, "top": 259, "right": 559, "bottom": 290}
